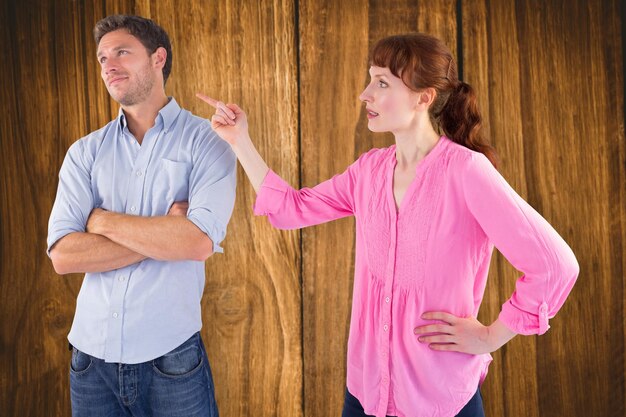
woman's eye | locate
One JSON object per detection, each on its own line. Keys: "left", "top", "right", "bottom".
{"left": 378, "top": 80, "right": 388, "bottom": 88}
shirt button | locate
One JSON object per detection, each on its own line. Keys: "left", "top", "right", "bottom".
{"left": 130, "top": 206, "right": 136, "bottom": 212}
{"left": 385, "top": 297, "right": 390, "bottom": 303}
{"left": 112, "top": 312, "right": 119, "bottom": 318}
{"left": 118, "top": 276, "right": 126, "bottom": 282}
{"left": 136, "top": 170, "right": 143, "bottom": 177}
{"left": 383, "top": 324, "right": 389, "bottom": 331}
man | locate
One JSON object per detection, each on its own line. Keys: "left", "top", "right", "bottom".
{"left": 47, "top": 14, "right": 235, "bottom": 416}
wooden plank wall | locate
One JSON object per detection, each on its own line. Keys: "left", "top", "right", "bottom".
{"left": 0, "top": 1, "right": 302, "bottom": 416}
{"left": 462, "top": 1, "right": 625, "bottom": 416}
{"left": 298, "top": 2, "right": 457, "bottom": 415}
{"left": 0, "top": 1, "right": 623, "bottom": 416}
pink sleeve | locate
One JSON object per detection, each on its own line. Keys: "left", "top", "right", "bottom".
{"left": 253, "top": 159, "right": 359, "bottom": 230}
{"left": 462, "top": 153, "right": 579, "bottom": 335}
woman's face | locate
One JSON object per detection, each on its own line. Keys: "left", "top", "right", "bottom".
{"left": 359, "top": 66, "right": 420, "bottom": 134}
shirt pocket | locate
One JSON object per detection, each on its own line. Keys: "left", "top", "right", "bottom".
{"left": 153, "top": 158, "right": 191, "bottom": 209}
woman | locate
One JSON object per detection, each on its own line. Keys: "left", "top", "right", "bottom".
{"left": 197, "top": 33, "right": 579, "bottom": 417}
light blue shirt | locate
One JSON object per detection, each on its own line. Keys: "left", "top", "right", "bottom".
{"left": 47, "top": 98, "right": 237, "bottom": 363}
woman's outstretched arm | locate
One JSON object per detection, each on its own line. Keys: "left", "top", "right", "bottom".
{"left": 196, "top": 93, "right": 358, "bottom": 230}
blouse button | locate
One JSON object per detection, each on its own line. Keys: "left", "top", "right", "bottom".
{"left": 383, "top": 324, "right": 389, "bottom": 331}
{"left": 385, "top": 297, "right": 390, "bottom": 303}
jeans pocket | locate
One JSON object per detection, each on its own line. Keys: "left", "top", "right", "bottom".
{"left": 152, "top": 336, "right": 203, "bottom": 378}
{"left": 70, "top": 347, "right": 93, "bottom": 374}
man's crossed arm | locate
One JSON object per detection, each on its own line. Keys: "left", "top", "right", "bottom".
{"left": 49, "top": 202, "right": 213, "bottom": 275}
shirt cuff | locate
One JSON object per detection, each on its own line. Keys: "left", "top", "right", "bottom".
{"left": 187, "top": 211, "right": 226, "bottom": 254}
{"left": 498, "top": 299, "right": 550, "bottom": 335}
{"left": 252, "top": 170, "right": 289, "bottom": 216}
{"left": 46, "top": 222, "right": 85, "bottom": 256}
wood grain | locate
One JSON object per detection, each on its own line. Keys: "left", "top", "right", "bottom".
{"left": 0, "top": 0, "right": 624, "bottom": 416}
{"left": 298, "top": 1, "right": 368, "bottom": 415}
{"left": 464, "top": 0, "right": 625, "bottom": 416}
{"left": 462, "top": 1, "right": 536, "bottom": 416}
{"left": 135, "top": 1, "right": 303, "bottom": 416}
{"left": 298, "top": 1, "right": 456, "bottom": 415}
{"left": 0, "top": 1, "right": 301, "bottom": 416}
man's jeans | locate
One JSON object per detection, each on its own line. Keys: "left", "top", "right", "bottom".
{"left": 69, "top": 332, "right": 218, "bottom": 417}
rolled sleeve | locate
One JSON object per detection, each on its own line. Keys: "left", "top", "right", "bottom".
{"left": 498, "top": 299, "right": 550, "bottom": 335}
{"left": 461, "top": 152, "right": 579, "bottom": 335}
{"left": 187, "top": 132, "right": 237, "bottom": 254}
{"left": 47, "top": 141, "right": 94, "bottom": 256}
{"left": 187, "top": 209, "right": 228, "bottom": 254}
{"left": 253, "top": 170, "right": 290, "bottom": 216}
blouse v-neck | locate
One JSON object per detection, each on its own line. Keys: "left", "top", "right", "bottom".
{"left": 390, "top": 136, "right": 446, "bottom": 213}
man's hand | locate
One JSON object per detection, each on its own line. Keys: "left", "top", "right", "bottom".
{"left": 168, "top": 201, "right": 189, "bottom": 216}
{"left": 83, "top": 204, "right": 212, "bottom": 261}
{"left": 87, "top": 202, "right": 188, "bottom": 235}
{"left": 86, "top": 208, "right": 110, "bottom": 235}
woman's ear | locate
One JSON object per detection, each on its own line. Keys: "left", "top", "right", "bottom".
{"left": 416, "top": 87, "right": 437, "bottom": 110}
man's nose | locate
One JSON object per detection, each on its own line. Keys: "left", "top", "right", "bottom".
{"left": 102, "top": 60, "right": 118, "bottom": 76}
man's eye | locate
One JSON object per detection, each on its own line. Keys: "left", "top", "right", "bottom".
{"left": 118, "top": 50, "right": 128, "bottom": 55}
{"left": 99, "top": 57, "right": 106, "bottom": 64}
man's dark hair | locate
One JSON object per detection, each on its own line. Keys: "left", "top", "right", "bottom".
{"left": 94, "top": 15, "right": 172, "bottom": 84}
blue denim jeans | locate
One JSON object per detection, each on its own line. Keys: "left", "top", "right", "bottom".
{"left": 342, "top": 387, "right": 485, "bottom": 417}
{"left": 69, "top": 332, "right": 218, "bottom": 417}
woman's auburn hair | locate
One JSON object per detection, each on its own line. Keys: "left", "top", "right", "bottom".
{"left": 370, "top": 33, "right": 498, "bottom": 168}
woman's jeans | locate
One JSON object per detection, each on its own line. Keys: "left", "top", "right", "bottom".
{"left": 342, "top": 387, "right": 485, "bottom": 417}
{"left": 69, "top": 332, "right": 218, "bottom": 417}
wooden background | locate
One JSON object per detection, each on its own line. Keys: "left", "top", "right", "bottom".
{"left": 0, "top": 0, "right": 624, "bottom": 416}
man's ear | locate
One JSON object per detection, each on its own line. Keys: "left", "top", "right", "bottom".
{"left": 152, "top": 47, "right": 167, "bottom": 70}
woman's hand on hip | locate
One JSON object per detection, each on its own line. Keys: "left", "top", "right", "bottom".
{"left": 414, "top": 312, "right": 517, "bottom": 355}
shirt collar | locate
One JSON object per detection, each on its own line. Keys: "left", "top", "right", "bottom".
{"left": 117, "top": 97, "right": 181, "bottom": 132}
{"left": 158, "top": 97, "right": 181, "bottom": 132}
{"left": 387, "top": 135, "right": 450, "bottom": 170}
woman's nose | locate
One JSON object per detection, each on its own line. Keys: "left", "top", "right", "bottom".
{"left": 359, "top": 86, "right": 371, "bottom": 102}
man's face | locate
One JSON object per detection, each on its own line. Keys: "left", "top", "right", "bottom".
{"left": 97, "top": 29, "right": 157, "bottom": 106}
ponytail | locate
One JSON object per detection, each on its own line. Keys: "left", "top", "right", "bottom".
{"left": 439, "top": 82, "right": 499, "bottom": 168}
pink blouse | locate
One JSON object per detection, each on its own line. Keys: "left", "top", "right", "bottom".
{"left": 253, "top": 137, "right": 578, "bottom": 417}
